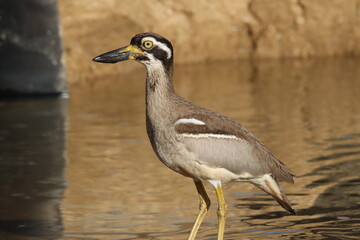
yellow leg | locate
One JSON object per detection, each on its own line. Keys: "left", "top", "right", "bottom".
{"left": 188, "top": 180, "right": 211, "bottom": 240}
{"left": 209, "top": 180, "right": 228, "bottom": 240}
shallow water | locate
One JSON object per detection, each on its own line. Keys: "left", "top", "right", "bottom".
{"left": 1, "top": 58, "right": 360, "bottom": 239}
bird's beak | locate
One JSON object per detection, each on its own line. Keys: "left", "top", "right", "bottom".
{"left": 92, "top": 45, "right": 145, "bottom": 64}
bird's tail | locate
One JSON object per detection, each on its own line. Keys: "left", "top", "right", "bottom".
{"left": 251, "top": 174, "right": 296, "bottom": 215}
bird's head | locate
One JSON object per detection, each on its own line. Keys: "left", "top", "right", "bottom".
{"left": 93, "top": 32, "right": 173, "bottom": 72}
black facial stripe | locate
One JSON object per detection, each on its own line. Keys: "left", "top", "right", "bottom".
{"left": 149, "top": 47, "right": 171, "bottom": 60}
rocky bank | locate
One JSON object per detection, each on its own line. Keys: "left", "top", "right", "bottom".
{"left": 58, "top": 0, "right": 360, "bottom": 85}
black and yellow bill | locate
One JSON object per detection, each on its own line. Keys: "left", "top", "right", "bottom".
{"left": 93, "top": 45, "right": 145, "bottom": 63}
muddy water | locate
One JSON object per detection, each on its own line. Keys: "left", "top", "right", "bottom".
{"left": 0, "top": 58, "right": 360, "bottom": 239}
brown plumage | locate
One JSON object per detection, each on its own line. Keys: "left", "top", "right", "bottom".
{"left": 174, "top": 111, "right": 295, "bottom": 183}
{"left": 93, "top": 32, "right": 296, "bottom": 240}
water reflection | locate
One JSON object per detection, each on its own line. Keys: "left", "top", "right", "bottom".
{"left": 1, "top": 58, "right": 359, "bottom": 239}
{"left": 0, "top": 97, "right": 67, "bottom": 239}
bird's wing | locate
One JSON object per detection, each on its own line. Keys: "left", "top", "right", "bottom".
{"left": 174, "top": 113, "right": 295, "bottom": 183}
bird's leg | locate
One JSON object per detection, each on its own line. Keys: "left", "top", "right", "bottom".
{"left": 209, "top": 180, "right": 228, "bottom": 240}
{"left": 188, "top": 179, "right": 211, "bottom": 240}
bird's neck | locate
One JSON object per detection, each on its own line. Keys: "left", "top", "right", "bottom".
{"left": 145, "top": 61, "right": 174, "bottom": 93}
{"left": 145, "top": 62, "right": 176, "bottom": 124}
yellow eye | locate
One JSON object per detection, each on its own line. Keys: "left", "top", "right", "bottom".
{"left": 142, "top": 40, "right": 154, "bottom": 49}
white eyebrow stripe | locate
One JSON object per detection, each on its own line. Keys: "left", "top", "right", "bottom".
{"left": 142, "top": 37, "right": 172, "bottom": 59}
{"left": 181, "top": 133, "right": 241, "bottom": 140}
{"left": 175, "top": 118, "right": 206, "bottom": 126}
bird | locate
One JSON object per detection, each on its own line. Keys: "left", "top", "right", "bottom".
{"left": 93, "top": 32, "right": 296, "bottom": 240}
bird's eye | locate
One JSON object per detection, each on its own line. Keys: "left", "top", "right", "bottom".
{"left": 142, "top": 40, "right": 154, "bottom": 49}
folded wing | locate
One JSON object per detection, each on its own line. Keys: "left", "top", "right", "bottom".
{"left": 174, "top": 113, "right": 295, "bottom": 183}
